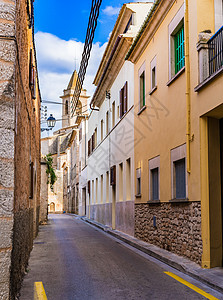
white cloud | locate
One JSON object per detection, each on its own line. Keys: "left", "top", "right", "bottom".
{"left": 102, "top": 6, "right": 121, "bottom": 16}
{"left": 35, "top": 32, "right": 107, "bottom": 137}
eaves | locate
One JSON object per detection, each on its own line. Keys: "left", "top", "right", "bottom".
{"left": 126, "top": 0, "right": 175, "bottom": 63}
{"left": 91, "top": 35, "right": 133, "bottom": 108}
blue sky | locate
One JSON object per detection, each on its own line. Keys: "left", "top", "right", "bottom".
{"left": 35, "top": 0, "right": 151, "bottom": 136}
{"left": 35, "top": 0, "right": 124, "bottom": 44}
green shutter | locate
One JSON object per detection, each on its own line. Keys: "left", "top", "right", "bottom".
{"left": 174, "top": 25, "right": 185, "bottom": 74}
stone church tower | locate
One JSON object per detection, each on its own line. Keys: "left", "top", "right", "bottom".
{"left": 60, "top": 70, "right": 90, "bottom": 128}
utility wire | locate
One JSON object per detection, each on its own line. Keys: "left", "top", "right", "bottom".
{"left": 71, "top": 0, "right": 102, "bottom": 116}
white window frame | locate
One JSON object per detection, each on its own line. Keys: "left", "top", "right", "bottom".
{"left": 149, "top": 155, "right": 160, "bottom": 201}
{"left": 168, "top": 4, "right": 185, "bottom": 80}
{"left": 171, "top": 144, "right": 188, "bottom": 200}
{"left": 150, "top": 56, "right": 157, "bottom": 92}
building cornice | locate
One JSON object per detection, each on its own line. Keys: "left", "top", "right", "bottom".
{"left": 126, "top": 0, "right": 175, "bottom": 63}
{"left": 91, "top": 35, "right": 133, "bottom": 107}
{"left": 93, "top": 4, "right": 132, "bottom": 85}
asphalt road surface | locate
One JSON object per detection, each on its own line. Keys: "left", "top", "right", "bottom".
{"left": 19, "top": 214, "right": 222, "bottom": 300}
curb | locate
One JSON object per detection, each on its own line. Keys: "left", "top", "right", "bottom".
{"left": 80, "top": 216, "right": 223, "bottom": 295}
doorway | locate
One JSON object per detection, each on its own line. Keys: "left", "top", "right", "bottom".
{"left": 112, "top": 185, "right": 116, "bottom": 230}
{"left": 82, "top": 187, "right": 86, "bottom": 216}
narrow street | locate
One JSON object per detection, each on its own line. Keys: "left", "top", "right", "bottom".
{"left": 19, "top": 215, "right": 221, "bottom": 300}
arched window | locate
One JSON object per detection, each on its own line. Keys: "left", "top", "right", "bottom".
{"left": 65, "top": 100, "right": 68, "bottom": 115}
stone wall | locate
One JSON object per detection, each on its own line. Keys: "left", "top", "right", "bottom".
{"left": 0, "top": 0, "right": 41, "bottom": 298}
{"left": 0, "top": 0, "right": 16, "bottom": 298}
{"left": 135, "top": 202, "right": 202, "bottom": 265}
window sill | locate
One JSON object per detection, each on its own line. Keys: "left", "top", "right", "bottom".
{"left": 149, "top": 85, "right": 157, "bottom": 95}
{"left": 166, "top": 66, "right": 185, "bottom": 86}
{"left": 169, "top": 198, "right": 189, "bottom": 203}
{"left": 147, "top": 200, "right": 160, "bottom": 204}
{"left": 137, "top": 106, "right": 146, "bottom": 116}
{"left": 135, "top": 194, "right": 142, "bottom": 198}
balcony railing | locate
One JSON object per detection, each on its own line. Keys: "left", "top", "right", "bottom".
{"left": 208, "top": 26, "right": 223, "bottom": 76}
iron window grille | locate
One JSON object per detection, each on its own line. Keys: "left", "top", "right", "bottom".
{"left": 208, "top": 25, "right": 223, "bottom": 76}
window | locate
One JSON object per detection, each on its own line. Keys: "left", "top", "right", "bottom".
{"left": 119, "top": 163, "right": 123, "bottom": 201}
{"left": 126, "top": 158, "right": 131, "bottom": 200}
{"left": 151, "top": 168, "right": 159, "bottom": 200}
{"left": 112, "top": 101, "right": 115, "bottom": 127}
{"left": 96, "top": 178, "right": 98, "bottom": 204}
{"left": 149, "top": 156, "right": 160, "bottom": 201}
{"left": 140, "top": 72, "right": 145, "bottom": 109}
{"left": 171, "top": 144, "right": 187, "bottom": 200}
{"left": 136, "top": 168, "right": 141, "bottom": 196}
{"left": 101, "top": 119, "right": 103, "bottom": 141}
{"left": 101, "top": 175, "right": 103, "bottom": 203}
{"left": 168, "top": 4, "right": 185, "bottom": 79}
{"left": 150, "top": 56, "right": 157, "bottom": 91}
{"left": 95, "top": 128, "right": 97, "bottom": 147}
{"left": 174, "top": 24, "right": 185, "bottom": 74}
{"left": 88, "top": 180, "right": 90, "bottom": 195}
{"left": 120, "top": 82, "right": 128, "bottom": 118}
{"left": 65, "top": 100, "right": 68, "bottom": 115}
{"left": 110, "top": 165, "right": 116, "bottom": 186}
{"left": 106, "top": 171, "right": 109, "bottom": 203}
{"left": 174, "top": 159, "right": 186, "bottom": 199}
{"left": 92, "top": 180, "right": 94, "bottom": 204}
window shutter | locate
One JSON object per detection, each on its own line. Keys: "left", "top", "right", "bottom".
{"left": 110, "top": 165, "right": 116, "bottom": 186}
{"left": 119, "top": 89, "right": 123, "bottom": 118}
{"left": 151, "top": 168, "right": 159, "bottom": 200}
{"left": 175, "top": 159, "right": 186, "bottom": 199}
{"left": 124, "top": 81, "right": 128, "bottom": 113}
{"left": 88, "top": 180, "right": 90, "bottom": 195}
{"left": 92, "top": 133, "right": 95, "bottom": 151}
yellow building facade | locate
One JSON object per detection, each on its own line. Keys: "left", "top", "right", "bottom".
{"left": 127, "top": 0, "right": 223, "bottom": 267}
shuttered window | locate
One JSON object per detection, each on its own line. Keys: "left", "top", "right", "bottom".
{"left": 151, "top": 168, "right": 159, "bottom": 200}
{"left": 110, "top": 165, "right": 116, "bottom": 186}
{"left": 120, "top": 81, "right": 128, "bottom": 118}
{"left": 174, "top": 25, "right": 185, "bottom": 74}
{"left": 174, "top": 158, "right": 186, "bottom": 199}
{"left": 92, "top": 133, "right": 95, "bottom": 151}
{"left": 140, "top": 72, "right": 145, "bottom": 108}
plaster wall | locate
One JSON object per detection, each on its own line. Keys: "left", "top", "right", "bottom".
{"left": 132, "top": 0, "right": 223, "bottom": 266}
{"left": 87, "top": 61, "right": 135, "bottom": 235}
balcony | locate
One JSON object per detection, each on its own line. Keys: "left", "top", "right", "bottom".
{"left": 208, "top": 26, "right": 223, "bottom": 76}
{"left": 195, "top": 26, "right": 223, "bottom": 92}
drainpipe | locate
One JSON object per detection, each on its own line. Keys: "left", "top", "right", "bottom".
{"left": 185, "top": 0, "right": 191, "bottom": 174}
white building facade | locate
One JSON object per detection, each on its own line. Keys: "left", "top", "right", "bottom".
{"left": 86, "top": 2, "right": 153, "bottom": 235}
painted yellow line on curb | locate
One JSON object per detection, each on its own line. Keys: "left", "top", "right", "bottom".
{"left": 34, "top": 282, "right": 47, "bottom": 300}
{"left": 164, "top": 272, "right": 219, "bottom": 300}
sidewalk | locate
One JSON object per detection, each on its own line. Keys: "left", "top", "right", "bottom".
{"left": 77, "top": 215, "right": 223, "bottom": 295}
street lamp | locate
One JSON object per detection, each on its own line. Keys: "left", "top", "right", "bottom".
{"left": 41, "top": 114, "right": 56, "bottom": 132}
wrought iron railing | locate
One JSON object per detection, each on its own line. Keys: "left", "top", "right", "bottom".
{"left": 208, "top": 26, "right": 223, "bottom": 76}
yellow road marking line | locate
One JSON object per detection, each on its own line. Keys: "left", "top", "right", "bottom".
{"left": 164, "top": 272, "right": 219, "bottom": 300}
{"left": 34, "top": 282, "right": 47, "bottom": 300}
